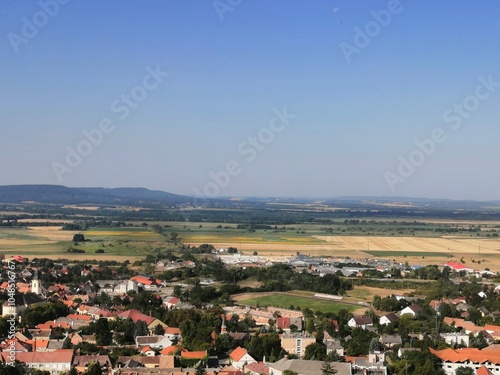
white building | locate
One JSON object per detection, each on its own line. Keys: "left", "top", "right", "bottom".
{"left": 430, "top": 348, "right": 500, "bottom": 375}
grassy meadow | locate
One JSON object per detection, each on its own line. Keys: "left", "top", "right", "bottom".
{"left": 234, "top": 292, "right": 361, "bottom": 314}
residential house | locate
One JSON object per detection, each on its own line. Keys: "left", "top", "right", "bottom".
{"left": 399, "top": 305, "right": 422, "bottom": 317}
{"left": 347, "top": 353, "right": 388, "bottom": 375}
{"left": 163, "top": 296, "right": 181, "bottom": 309}
{"left": 268, "top": 358, "right": 351, "bottom": 375}
{"left": 430, "top": 348, "right": 500, "bottom": 375}
{"left": 245, "top": 362, "right": 270, "bottom": 375}
{"left": 380, "top": 334, "right": 403, "bottom": 348}
{"left": 141, "top": 346, "right": 156, "bottom": 356}
{"left": 130, "top": 275, "right": 163, "bottom": 290}
{"left": 135, "top": 335, "right": 172, "bottom": 349}
{"left": 479, "top": 306, "right": 491, "bottom": 317}
{"left": 379, "top": 313, "right": 398, "bottom": 326}
{"left": 229, "top": 346, "right": 256, "bottom": 369}
{"left": 325, "top": 340, "right": 344, "bottom": 357}
{"left": 70, "top": 332, "right": 97, "bottom": 346}
{"left": 117, "top": 309, "right": 167, "bottom": 333}
{"left": 440, "top": 333, "right": 470, "bottom": 347}
{"left": 276, "top": 317, "right": 303, "bottom": 331}
{"left": 1, "top": 349, "right": 73, "bottom": 375}
{"left": 73, "top": 355, "right": 112, "bottom": 374}
{"left": 348, "top": 315, "right": 374, "bottom": 330}
{"left": 164, "top": 327, "right": 181, "bottom": 341}
{"left": 323, "top": 331, "right": 344, "bottom": 356}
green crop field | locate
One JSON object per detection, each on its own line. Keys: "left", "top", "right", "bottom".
{"left": 84, "top": 227, "right": 164, "bottom": 241}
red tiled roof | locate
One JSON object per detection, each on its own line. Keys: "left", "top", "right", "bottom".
{"left": 36, "top": 322, "right": 70, "bottom": 330}
{"left": 181, "top": 350, "right": 207, "bottom": 359}
{"left": 245, "top": 362, "right": 269, "bottom": 374}
{"left": 165, "top": 327, "right": 181, "bottom": 335}
{"left": 477, "top": 366, "right": 493, "bottom": 375}
{"left": 160, "top": 345, "right": 177, "bottom": 355}
{"left": 5, "top": 349, "right": 73, "bottom": 363}
{"left": 276, "top": 317, "right": 290, "bottom": 329}
{"left": 229, "top": 346, "right": 248, "bottom": 362}
{"left": 118, "top": 309, "right": 155, "bottom": 325}
{"left": 430, "top": 348, "right": 500, "bottom": 365}
{"left": 130, "top": 275, "right": 161, "bottom": 285}
{"left": 66, "top": 314, "right": 91, "bottom": 321}
{"left": 445, "top": 262, "right": 473, "bottom": 270}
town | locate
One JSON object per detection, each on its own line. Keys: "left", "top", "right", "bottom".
{"left": 1, "top": 241, "right": 500, "bottom": 375}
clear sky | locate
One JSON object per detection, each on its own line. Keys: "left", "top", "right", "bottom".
{"left": 1, "top": 1, "right": 500, "bottom": 200}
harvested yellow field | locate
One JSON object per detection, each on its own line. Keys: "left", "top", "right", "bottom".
{"left": 199, "top": 235, "right": 500, "bottom": 271}
{"left": 62, "top": 205, "right": 100, "bottom": 210}
{"left": 26, "top": 226, "right": 77, "bottom": 240}
{"left": 315, "top": 236, "right": 500, "bottom": 254}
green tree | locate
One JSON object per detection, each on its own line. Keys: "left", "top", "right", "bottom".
{"left": 95, "top": 318, "right": 112, "bottom": 346}
{"left": 455, "top": 367, "right": 474, "bottom": 375}
{"left": 321, "top": 361, "right": 338, "bottom": 375}
{"left": 83, "top": 362, "right": 102, "bottom": 375}
{"left": 134, "top": 320, "right": 149, "bottom": 338}
{"left": 195, "top": 364, "right": 207, "bottom": 375}
{"left": 283, "top": 371, "right": 298, "bottom": 375}
{"left": 154, "top": 324, "right": 165, "bottom": 335}
{"left": 303, "top": 342, "right": 327, "bottom": 361}
{"left": 0, "top": 365, "right": 22, "bottom": 375}
{"left": 62, "top": 336, "right": 72, "bottom": 349}
{"left": 60, "top": 368, "right": 78, "bottom": 375}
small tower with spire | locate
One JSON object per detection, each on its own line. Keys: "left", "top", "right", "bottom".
{"left": 221, "top": 314, "right": 227, "bottom": 334}
{"left": 31, "top": 269, "right": 41, "bottom": 295}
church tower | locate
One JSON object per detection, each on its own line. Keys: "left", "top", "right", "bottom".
{"left": 31, "top": 269, "right": 41, "bottom": 295}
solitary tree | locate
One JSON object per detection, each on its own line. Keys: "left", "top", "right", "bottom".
{"left": 83, "top": 361, "right": 102, "bottom": 375}
{"left": 72, "top": 234, "right": 85, "bottom": 242}
{"left": 195, "top": 364, "right": 207, "bottom": 375}
{"left": 95, "top": 318, "right": 112, "bottom": 346}
{"left": 321, "top": 361, "right": 338, "bottom": 375}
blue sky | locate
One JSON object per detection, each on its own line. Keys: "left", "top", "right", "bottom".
{"left": 1, "top": 1, "right": 500, "bottom": 200}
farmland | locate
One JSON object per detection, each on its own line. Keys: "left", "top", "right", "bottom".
{"left": 3, "top": 195, "right": 500, "bottom": 270}
{"left": 0, "top": 226, "right": 164, "bottom": 261}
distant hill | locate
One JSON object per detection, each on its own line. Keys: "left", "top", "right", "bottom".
{"left": 0, "top": 185, "right": 192, "bottom": 206}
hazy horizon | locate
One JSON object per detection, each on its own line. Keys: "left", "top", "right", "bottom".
{"left": 2, "top": 1, "right": 500, "bottom": 200}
